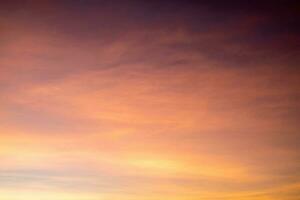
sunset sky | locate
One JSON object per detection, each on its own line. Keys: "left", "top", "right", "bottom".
{"left": 0, "top": 1, "right": 300, "bottom": 200}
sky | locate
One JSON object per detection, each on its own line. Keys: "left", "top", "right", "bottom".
{"left": 0, "top": 0, "right": 300, "bottom": 200}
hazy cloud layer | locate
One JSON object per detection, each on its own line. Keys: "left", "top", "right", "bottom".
{"left": 1, "top": 1, "right": 299, "bottom": 200}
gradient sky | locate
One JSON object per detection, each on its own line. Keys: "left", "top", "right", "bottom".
{"left": 1, "top": 1, "right": 300, "bottom": 200}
